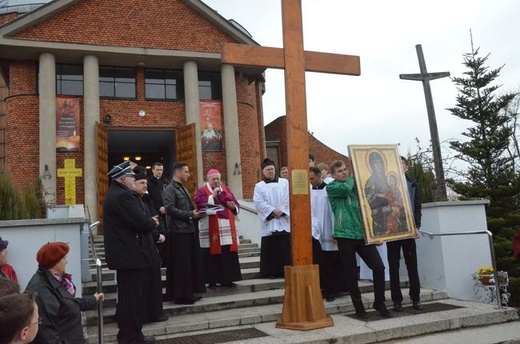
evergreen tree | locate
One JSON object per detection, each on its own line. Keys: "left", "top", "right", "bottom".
{"left": 447, "top": 47, "right": 519, "bottom": 229}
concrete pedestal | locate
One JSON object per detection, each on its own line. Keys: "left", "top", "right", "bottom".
{"left": 417, "top": 200, "right": 492, "bottom": 301}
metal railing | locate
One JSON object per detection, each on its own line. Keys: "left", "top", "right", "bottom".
{"left": 88, "top": 221, "right": 104, "bottom": 344}
{"left": 419, "top": 229, "right": 501, "bottom": 309}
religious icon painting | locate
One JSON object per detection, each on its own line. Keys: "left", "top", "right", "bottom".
{"left": 200, "top": 100, "right": 223, "bottom": 151}
{"left": 348, "top": 144, "right": 416, "bottom": 244}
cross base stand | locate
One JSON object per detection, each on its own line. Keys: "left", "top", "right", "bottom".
{"left": 276, "top": 264, "right": 334, "bottom": 330}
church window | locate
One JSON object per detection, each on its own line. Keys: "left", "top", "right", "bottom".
{"left": 56, "top": 64, "right": 83, "bottom": 96}
{"left": 99, "top": 67, "right": 136, "bottom": 98}
{"left": 145, "top": 69, "right": 184, "bottom": 100}
{"left": 198, "top": 72, "right": 222, "bottom": 100}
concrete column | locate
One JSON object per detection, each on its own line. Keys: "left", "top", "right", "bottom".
{"left": 183, "top": 60, "right": 203, "bottom": 185}
{"left": 83, "top": 55, "right": 100, "bottom": 221}
{"left": 39, "top": 52, "right": 56, "bottom": 205}
{"left": 221, "top": 64, "right": 243, "bottom": 198}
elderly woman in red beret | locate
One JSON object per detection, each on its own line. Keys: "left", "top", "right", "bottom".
{"left": 25, "top": 242, "right": 104, "bottom": 344}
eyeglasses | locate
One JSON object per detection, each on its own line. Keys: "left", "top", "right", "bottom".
{"left": 28, "top": 317, "right": 42, "bottom": 327}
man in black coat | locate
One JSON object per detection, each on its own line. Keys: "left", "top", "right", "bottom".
{"left": 103, "top": 161, "right": 159, "bottom": 344}
{"left": 163, "top": 162, "right": 206, "bottom": 304}
{"left": 147, "top": 162, "right": 169, "bottom": 264}
{"left": 387, "top": 156, "right": 423, "bottom": 312}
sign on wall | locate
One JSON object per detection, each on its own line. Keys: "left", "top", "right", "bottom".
{"left": 56, "top": 97, "right": 80, "bottom": 152}
{"left": 200, "top": 100, "right": 223, "bottom": 151}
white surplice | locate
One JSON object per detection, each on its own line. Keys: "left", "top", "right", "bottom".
{"left": 310, "top": 187, "right": 337, "bottom": 251}
{"left": 253, "top": 178, "right": 291, "bottom": 237}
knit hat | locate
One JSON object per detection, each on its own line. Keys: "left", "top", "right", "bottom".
{"left": 207, "top": 169, "right": 220, "bottom": 176}
{"left": 0, "top": 237, "right": 8, "bottom": 251}
{"left": 36, "top": 242, "right": 69, "bottom": 269}
{"left": 108, "top": 161, "right": 136, "bottom": 179}
{"left": 261, "top": 158, "right": 275, "bottom": 170}
{"left": 133, "top": 166, "right": 148, "bottom": 181}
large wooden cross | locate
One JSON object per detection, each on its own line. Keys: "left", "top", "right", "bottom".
{"left": 400, "top": 44, "right": 450, "bottom": 201}
{"left": 222, "top": 0, "right": 360, "bottom": 330}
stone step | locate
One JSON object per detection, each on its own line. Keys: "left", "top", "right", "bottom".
{"left": 84, "top": 279, "right": 412, "bottom": 326}
{"left": 157, "top": 302, "right": 519, "bottom": 344}
{"left": 84, "top": 288, "right": 450, "bottom": 343}
{"left": 87, "top": 249, "right": 260, "bottom": 269}
{"left": 83, "top": 267, "right": 262, "bottom": 294}
{"left": 88, "top": 256, "right": 261, "bottom": 282}
{"left": 89, "top": 242, "right": 259, "bottom": 253}
{"left": 84, "top": 278, "right": 285, "bottom": 307}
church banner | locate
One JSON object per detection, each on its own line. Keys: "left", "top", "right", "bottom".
{"left": 200, "top": 100, "right": 223, "bottom": 151}
{"left": 348, "top": 144, "right": 416, "bottom": 244}
{"left": 56, "top": 97, "right": 80, "bottom": 152}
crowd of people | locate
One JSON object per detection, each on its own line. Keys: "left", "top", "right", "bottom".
{"left": 0, "top": 240, "right": 104, "bottom": 344}
{"left": 0, "top": 154, "right": 423, "bottom": 343}
{"left": 254, "top": 154, "right": 423, "bottom": 319}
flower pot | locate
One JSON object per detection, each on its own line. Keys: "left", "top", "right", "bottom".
{"left": 478, "top": 274, "right": 493, "bottom": 285}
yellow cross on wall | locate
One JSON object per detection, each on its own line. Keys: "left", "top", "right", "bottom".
{"left": 57, "top": 159, "right": 83, "bottom": 205}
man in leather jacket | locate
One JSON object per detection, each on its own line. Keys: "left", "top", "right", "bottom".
{"left": 163, "top": 162, "right": 206, "bottom": 304}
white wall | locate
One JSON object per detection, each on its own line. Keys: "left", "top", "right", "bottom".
{"left": 417, "top": 200, "right": 492, "bottom": 301}
{"left": 237, "top": 200, "right": 261, "bottom": 245}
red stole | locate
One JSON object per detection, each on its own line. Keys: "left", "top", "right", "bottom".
{"left": 203, "top": 184, "right": 238, "bottom": 255}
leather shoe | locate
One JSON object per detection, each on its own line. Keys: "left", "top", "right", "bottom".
{"left": 355, "top": 309, "right": 368, "bottom": 319}
{"left": 393, "top": 302, "right": 403, "bottom": 311}
{"left": 373, "top": 302, "right": 392, "bottom": 317}
{"left": 412, "top": 301, "right": 423, "bottom": 310}
{"left": 175, "top": 297, "right": 194, "bottom": 305}
{"left": 222, "top": 282, "right": 237, "bottom": 288}
{"left": 149, "top": 314, "right": 168, "bottom": 322}
{"left": 325, "top": 294, "right": 336, "bottom": 302}
{"left": 191, "top": 295, "right": 202, "bottom": 301}
{"left": 140, "top": 336, "right": 156, "bottom": 344}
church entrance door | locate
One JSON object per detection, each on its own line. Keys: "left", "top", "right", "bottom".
{"left": 95, "top": 123, "right": 197, "bottom": 234}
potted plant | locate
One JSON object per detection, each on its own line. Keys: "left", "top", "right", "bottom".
{"left": 476, "top": 267, "right": 494, "bottom": 285}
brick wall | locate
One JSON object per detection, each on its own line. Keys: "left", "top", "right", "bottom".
{"left": 2, "top": 0, "right": 264, "bottom": 203}
{"left": 265, "top": 115, "right": 350, "bottom": 170}
{"left": 14, "top": 0, "right": 237, "bottom": 51}
{"left": 236, "top": 77, "right": 261, "bottom": 199}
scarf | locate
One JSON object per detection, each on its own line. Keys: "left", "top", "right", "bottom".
{"left": 204, "top": 184, "right": 238, "bottom": 255}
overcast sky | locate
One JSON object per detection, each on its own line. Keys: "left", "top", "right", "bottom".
{"left": 203, "top": 0, "right": 520, "bottom": 165}
{"left": 6, "top": 0, "right": 519, "bottom": 167}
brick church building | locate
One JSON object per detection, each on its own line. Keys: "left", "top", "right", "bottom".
{"left": 0, "top": 0, "right": 268, "bottom": 224}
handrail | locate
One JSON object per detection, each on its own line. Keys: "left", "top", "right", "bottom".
{"left": 88, "top": 221, "right": 104, "bottom": 344}
{"left": 420, "top": 229, "right": 501, "bottom": 309}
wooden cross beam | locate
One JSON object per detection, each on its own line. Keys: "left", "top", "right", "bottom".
{"left": 222, "top": 0, "right": 360, "bottom": 330}
{"left": 400, "top": 44, "right": 450, "bottom": 201}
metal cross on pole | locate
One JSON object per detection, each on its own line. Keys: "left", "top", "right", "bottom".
{"left": 400, "top": 44, "right": 450, "bottom": 201}
{"left": 222, "top": 0, "right": 360, "bottom": 330}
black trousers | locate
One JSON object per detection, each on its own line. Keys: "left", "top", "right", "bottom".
{"left": 116, "top": 268, "right": 147, "bottom": 344}
{"left": 312, "top": 238, "right": 344, "bottom": 295}
{"left": 387, "top": 238, "right": 421, "bottom": 303}
{"left": 144, "top": 265, "right": 164, "bottom": 321}
{"left": 336, "top": 238, "right": 386, "bottom": 312}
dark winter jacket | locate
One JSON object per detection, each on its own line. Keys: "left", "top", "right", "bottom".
{"left": 103, "top": 180, "right": 158, "bottom": 270}
{"left": 163, "top": 180, "right": 197, "bottom": 234}
{"left": 25, "top": 268, "right": 97, "bottom": 344}
{"left": 405, "top": 173, "right": 422, "bottom": 228}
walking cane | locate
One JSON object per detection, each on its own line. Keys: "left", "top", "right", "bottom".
{"left": 89, "top": 221, "right": 104, "bottom": 344}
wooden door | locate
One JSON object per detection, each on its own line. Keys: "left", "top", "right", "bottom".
{"left": 175, "top": 123, "right": 197, "bottom": 197}
{"left": 96, "top": 122, "right": 108, "bottom": 234}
